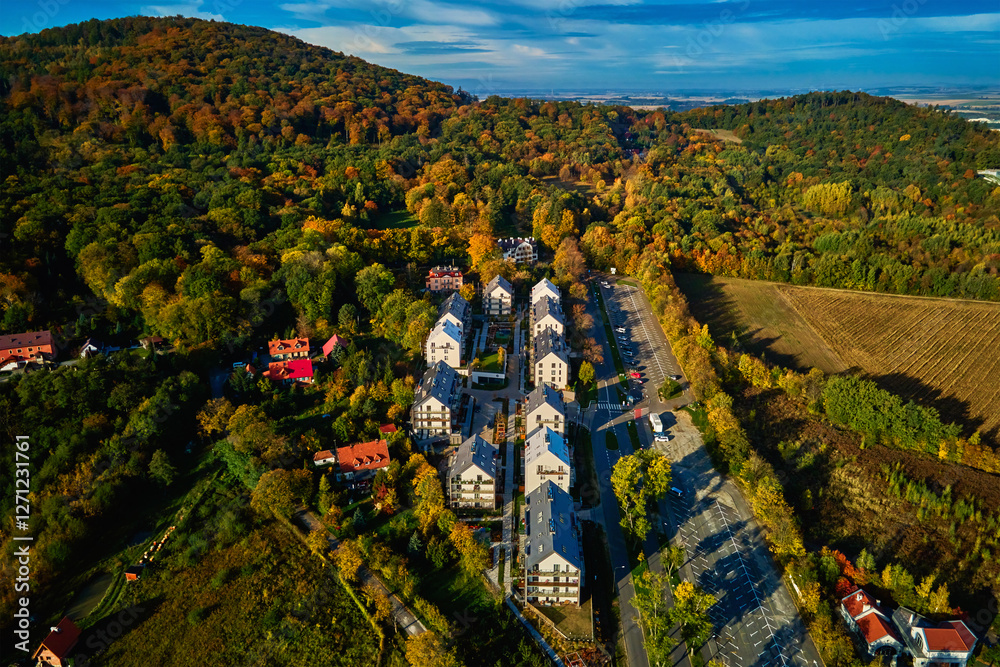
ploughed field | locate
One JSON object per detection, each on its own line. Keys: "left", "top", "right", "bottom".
{"left": 675, "top": 274, "right": 1000, "bottom": 440}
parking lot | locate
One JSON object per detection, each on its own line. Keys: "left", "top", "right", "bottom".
{"left": 598, "top": 279, "right": 683, "bottom": 404}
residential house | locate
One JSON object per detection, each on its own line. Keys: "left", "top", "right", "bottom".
{"left": 523, "top": 481, "right": 583, "bottom": 607}
{"left": 378, "top": 424, "right": 398, "bottom": 436}
{"left": 425, "top": 319, "right": 463, "bottom": 369}
{"left": 125, "top": 565, "right": 145, "bottom": 581}
{"left": 269, "top": 337, "right": 310, "bottom": 360}
{"left": 525, "top": 426, "right": 571, "bottom": 495}
{"left": 0, "top": 330, "right": 54, "bottom": 370}
{"left": 313, "top": 450, "right": 337, "bottom": 466}
{"left": 438, "top": 292, "right": 471, "bottom": 343}
{"left": 892, "top": 607, "right": 977, "bottom": 667}
{"left": 531, "top": 296, "right": 565, "bottom": 338}
{"left": 322, "top": 334, "right": 347, "bottom": 357}
{"left": 79, "top": 338, "right": 102, "bottom": 359}
{"left": 530, "top": 278, "right": 560, "bottom": 306}
{"left": 138, "top": 335, "right": 164, "bottom": 350}
{"left": 264, "top": 359, "right": 314, "bottom": 385}
{"left": 32, "top": 617, "right": 80, "bottom": 667}
{"left": 525, "top": 385, "right": 566, "bottom": 436}
{"left": 447, "top": 434, "right": 498, "bottom": 509}
{"left": 532, "top": 329, "right": 570, "bottom": 389}
{"left": 426, "top": 265, "right": 464, "bottom": 293}
{"left": 484, "top": 274, "right": 514, "bottom": 317}
{"left": 498, "top": 237, "right": 538, "bottom": 264}
{"left": 336, "top": 439, "right": 391, "bottom": 488}
{"left": 411, "top": 362, "right": 462, "bottom": 441}
{"left": 839, "top": 589, "right": 905, "bottom": 660}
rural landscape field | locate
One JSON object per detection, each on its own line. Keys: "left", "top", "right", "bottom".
{"left": 676, "top": 274, "right": 1000, "bottom": 442}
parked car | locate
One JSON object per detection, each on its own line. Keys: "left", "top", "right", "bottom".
{"left": 626, "top": 359, "right": 639, "bottom": 367}
{"left": 655, "top": 434, "right": 671, "bottom": 442}
{"left": 615, "top": 327, "right": 627, "bottom": 333}
{"left": 669, "top": 374, "right": 682, "bottom": 381}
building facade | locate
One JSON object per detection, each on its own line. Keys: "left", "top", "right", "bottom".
{"left": 532, "top": 329, "right": 570, "bottom": 389}
{"left": 268, "top": 337, "right": 310, "bottom": 360}
{"left": 484, "top": 275, "right": 514, "bottom": 316}
{"left": 839, "top": 589, "right": 905, "bottom": 659}
{"left": 425, "top": 319, "right": 463, "bottom": 368}
{"left": 530, "top": 278, "right": 560, "bottom": 306}
{"left": 525, "top": 426, "right": 571, "bottom": 496}
{"left": 412, "top": 362, "right": 462, "bottom": 441}
{"left": 0, "top": 330, "right": 54, "bottom": 370}
{"left": 438, "top": 292, "right": 471, "bottom": 343}
{"left": 498, "top": 237, "right": 537, "bottom": 264}
{"left": 523, "top": 481, "right": 582, "bottom": 607}
{"left": 447, "top": 434, "right": 498, "bottom": 509}
{"left": 525, "top": 384, "right": 566, "bottom": 436}
{"left": 531, "top": 296, "right": 565, "bottom": 338}
{"left": 426, "top": 265, "right": 464, "bottom": 293}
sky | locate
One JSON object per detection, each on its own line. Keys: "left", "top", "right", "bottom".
{"left": 3, "top": 0, "right": 999, "bottom": 94}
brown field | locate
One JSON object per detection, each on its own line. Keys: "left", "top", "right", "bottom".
{"left": 693, "top": 128, "right": 742, "bottom": 144}
{"left": 675, "top": 274, "right": 1000, "bottom": 440}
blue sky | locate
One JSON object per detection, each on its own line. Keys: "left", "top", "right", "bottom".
{"left": 3, "top": 0, "right": 999, "bottom": 93}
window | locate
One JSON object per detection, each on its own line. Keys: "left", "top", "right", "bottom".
{"left": 553, "top": 564, "right": 560, "bottom": 572}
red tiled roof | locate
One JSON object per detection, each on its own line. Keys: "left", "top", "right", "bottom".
{"left": 841, "top": 589, "right": 869, "bottom": 618}
{"left": 428, "top": 268, "right": 462, "bottom": 278}
{"left": 857, "top": 613, "right": 897, "bottom": 645}
{"left": 313, "top": 450, "right": 335, "bottom": 462}
{"left": 322, "top": 334, "right": 347, "bottom": 356}
{"left": 268, "top": 337, "right": 309, "bottom": 356}
{"left": 32, "top": 616, "right": 80, "bottom": 661}
{"left": 944, "top": 621, "right": 977, "bottom": 650}
{"left": 264, "top": 359, "right": 313, "bottom": 382}
{"left": 922, "top": 625, "right": 975, "bottom": 652}
{"left": 336, "top": 439, "right": 390, "bottom": 474}
{"left": 0, "top": 330, "right": 53, "bottom": 351}
{"left": 378, "top": 424, "right": 398, "bottom": 434}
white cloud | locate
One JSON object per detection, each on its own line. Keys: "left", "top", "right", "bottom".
{"left": 141, "top": 0, "right": 224, "bottom": 21}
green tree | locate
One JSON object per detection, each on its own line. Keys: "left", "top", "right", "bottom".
{"left": 148, "top": 449, "right": 176, "bottom": 486}
{"left": 338, "top": 303, "right": 358, "bottom": 333}
{"left": 632, "top": 569, "right": 676, "bottom": 666}
{"left": 578, "top": 361, "right": 595, "bottom": 386}
{"left": 670, "top": 581, "right": 716, "bottom": 653}
{"left": 250, "top": 469, "right": 311, "bottom": 518}
{"left": 611, "top": 450, "right": 672, "bottom": 541}
{"left": 316, "top": 474, "right": 332, "bottom": 516}
{"left": 355, "top": 263, "right": 394, "bottom": 314}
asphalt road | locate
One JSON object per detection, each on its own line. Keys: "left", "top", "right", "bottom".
{"left": 597, "top": 275, "right": 824, "bottom": 667}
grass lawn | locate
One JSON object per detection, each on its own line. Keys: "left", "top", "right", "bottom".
{"left": 367, "top": 209, "right": 419, "bottom": 230}
{"left": 480, "top": 350, "right": 503, "bottom": 371}
{"left": 573, "top": 427, "right": 598, "bottom": 508}
{"left": 418, "top": 561, "right": 492, "bottom": 615}
{"left": 537, "top": 596, "right": 594, "bottom": 641}
{"left": 659, "top": 379, "right": 682, "bottom": 400}
{"left": 618, "top": 279, "right": 638, "bottom": 287}
{"left": 605, "top": 430, "right": 618, "bottom": 450}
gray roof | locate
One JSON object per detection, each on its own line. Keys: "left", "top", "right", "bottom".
{"left": 531, "top": 278, "right": 560, "bottom": 303}
{"left": 532, "top": 296, "right": 564, "bottom": 326}
{"left": 533, "top": 329, "right": 568, "bottom": 364}
{"left": 525, "top": 426, "right": 571, "bottom": 468}
{"left": 485, "top": 274, "right": 513, "bottom": 296}
{"left": 429, "top": 318, "right": 462, "bottom": 345}
{"left": 526, "top": 384, "right": 565, "bottom": 417}
{"left": 524, "top": 481, "right": 582, "bottom": 571}
{"left": 439, "top": 292, "right": 470, "bottom": 323}
{"left": 414, "top": 361, "right": 459, "bottom": 407}
{"left": 450, "top": 434, "right": 497, "bottom": 479}
{"left": 498, "top": 237, "right": 535, "bottom": 251}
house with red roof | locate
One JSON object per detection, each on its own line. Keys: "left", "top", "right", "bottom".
{"left": 313, "top": 450, "right": 336, "bottom": 466}
{"left": 426, "top": 265, "right": 463, "bottom": 293}
{"left": 0, "top": 330, "right": 54, "bottom": 370}
{"left": 378, "top": 424, "right": 398, "bottom": 435}
{"left": 892, "top": 607, "right": 977, "bottom": 667}
{"left": 839, "top": 589, "right": 904, "bottom": 659}
{"left": 32, "top": 616, "right": 80, "bottom": 667}
{"left": 335, "top": 439, "right": 391, "bottom": 488}
{"left": 264, "top": 359, "right": 314, "bottom": 385}
{"left": 322, "top": 334, "right": 347, "bottom": 357}
{"left": 268, "top": 337, "right": 310, "bottom": 361}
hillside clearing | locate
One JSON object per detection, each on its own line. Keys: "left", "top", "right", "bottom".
{"left": 676, "top": 274, "right": 1000, "bottom": 440}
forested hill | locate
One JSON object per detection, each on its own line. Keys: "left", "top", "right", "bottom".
{"left": 1, "top": 16, "right": 999, "bottom": 342}
{"left": 0, "top": 15, "right": 466, "bottom": 154}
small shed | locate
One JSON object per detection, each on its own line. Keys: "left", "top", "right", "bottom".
{"left": 125, "top": 565, "right": 145, "bottom": 581}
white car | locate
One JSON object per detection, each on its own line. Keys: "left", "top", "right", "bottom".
{"left": 615, "top": 327, "right": 627, "bottom": 333}
{"left": 669, "top": 374, "right": 682, "bottom": 381}
{"left": 655, "top": 434, "right": 673, "bottom": 442}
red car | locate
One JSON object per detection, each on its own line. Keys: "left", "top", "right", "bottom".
{"left": 629, "top": 371, "right": 641, "bottom": 380}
